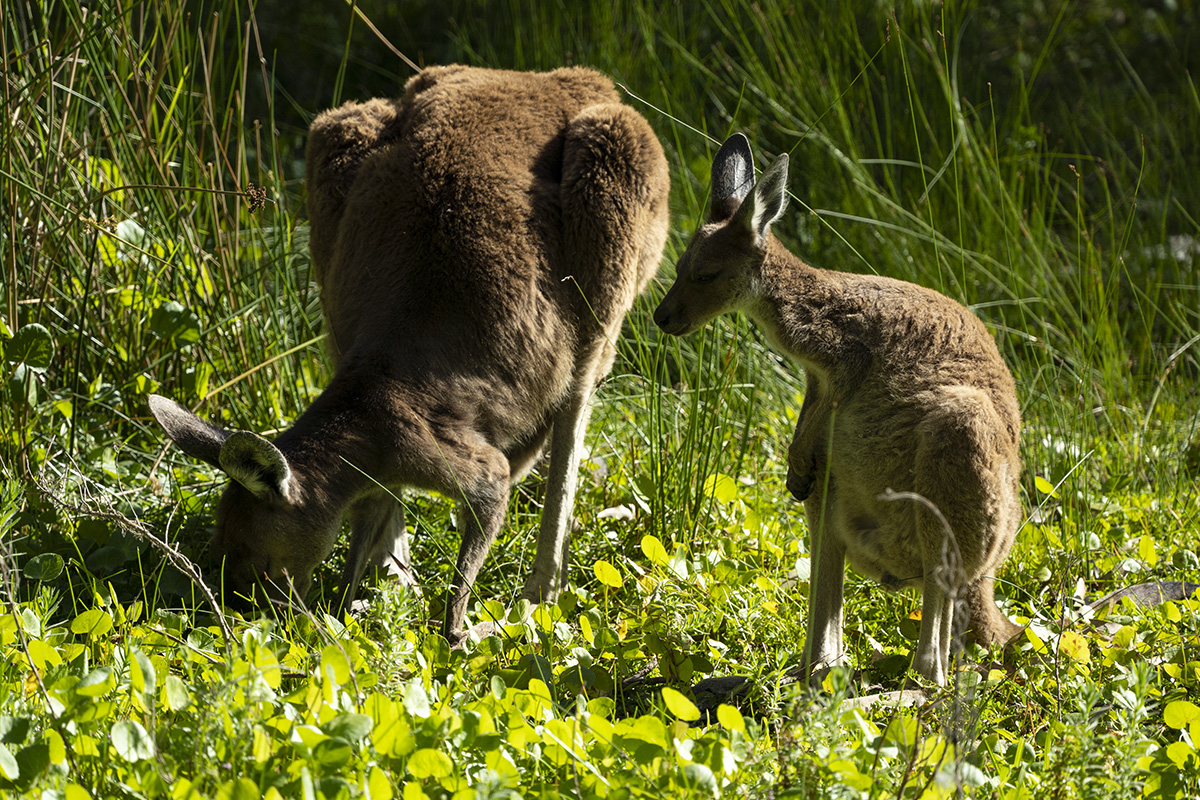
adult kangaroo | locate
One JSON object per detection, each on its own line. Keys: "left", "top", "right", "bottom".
{"left": 653, "top": 133, "right": 1021, "bottom": 685}
{"left": 150, "top": 66, "right": 670, "bottom": 642}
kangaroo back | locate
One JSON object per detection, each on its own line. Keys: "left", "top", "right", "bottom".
{"left": 152, "top": 67, "right": 669, "bottom": 632}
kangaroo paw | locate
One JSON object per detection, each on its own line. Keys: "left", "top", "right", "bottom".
{"left": 786, "top": 463, "right": 815, "bottom": 502}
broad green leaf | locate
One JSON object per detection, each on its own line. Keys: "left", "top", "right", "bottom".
{"left": 149, "top": 300, "right": 201, "bottom": 344}
{"left": 10, "top": 363, "right": 38, "bottom": 406}
{"left": 25, "top": 639, "right": 61, "bottom": 671}
{"left": 594, "top": 559, "right": 623, "bottom": 588}
{"left": 6, "top": 323, "right": 55, "bottom": 371}
{"left": 64, "top": 784, "right": 92, "bottom": 800}
{"left": 222, "top": 778, "right": 260, "bottom": 800}
{"left": 680, "top": 763, "right": 719, "bottom": 794}
{"left": 1138, "top": 535, "right": 1159, "bottom": 566}
{"left": 661, "top": 687, "right": 700, "bottom": 721}
{"left": 668, "top": 547, "right": 689, "bottom": 580}
{"left": 131, "top": 648, "right": 157, "bottom": 699}
{"left": 0, "top": 717, "right": 30, "bottom": 745}
{"left": 403, "top": 680, "right": 431, "bottom": 719}
{"left": 252, "top": 727, "right": 272, "bottom": 764}
{"left": 641, "top": 534, "right": 669, "bottom": 566}
{"left": 70, "top": 608, "right": 114, "bottom": 638}
{"left": 1057, "top": 630, "right": 1090, "bottom": 664}
{"left": 324, "top": 713, "right": 373, "bottom": 743}
{"left": 1166, "top": 741, "right": 1195, "bottom": 769}
{"left": 163, "top": 675, "right": 192, "bottom": 711}
{"left": 0, "top": 742, "right": 17, "bottom": 779}
{"left": 314, "top": 737, "right": 352, "bottom": 768}
{"left": 23, "top": 553, "right": 64, "bottom": 582}
{"left": 622, "top": 715, "right": 670, "bottom": 749}
{"left": 321, "top": 644, "right": 351, "bottom": 686}
{"left": 1034, "top": 475, "right": 1057, "bottom": 496}
{"left": 1112, "top": 625, "right": 1137, "bottom": 648}
{"left": 407, "top": 748, "right": 452, "bottom": 779}
{"left": 111, "top": 719, "right": 154, "bottom": 762}
{"left": 377, "top": 714, "right": 415, "bottom": 759}
{"left": 884, "top": 713, "right": 920, "bottom": 747}
{"left": 2, "top": 743, "right": 46, "bottom": 787}
{"left": 531, "top": 603, "right": 556, "bottom": 633}
{"left": 368, "top": 766, "right": 394, "bottom": 800}
{"left": 75, "top": 667, "right": 115, "bottom": 697}
{"left": 16, "top": 608, "right": 42, "bottom": 638}
{"left": 703, "top": 473, "right": 738, "bottom": 504}
{"left": 294, "top": 725, "right": 329, "bottom": 751}
{"left": 716, "top": 703, "right": 745, "bottom": 733}
{"left": 1165, "top": 700, "right": 1200, "bottom": 729}
{"left": 44, "top": 730, "right": 66, "bottom": 765}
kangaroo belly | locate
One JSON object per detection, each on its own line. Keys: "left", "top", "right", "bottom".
{"left": 831, "top": 501, "right": 926, "bottom": 589}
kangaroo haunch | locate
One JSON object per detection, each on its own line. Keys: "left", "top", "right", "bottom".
{"left": 654, "top": 133, "right": 1022, "bottom": 685}
{"left": 151, "top": 66, "right": 670, "bottom": 641}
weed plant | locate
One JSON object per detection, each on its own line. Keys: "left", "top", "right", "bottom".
{"left": 2, "top": 0, "right": 1199, "bottom": 797}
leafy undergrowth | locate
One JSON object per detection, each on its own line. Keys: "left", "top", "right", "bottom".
{"left": 3, "top": 472, "right": 1200, "bottom": 799}
{"left": 5, "top": 0, "right": 1200, "bottom": 797}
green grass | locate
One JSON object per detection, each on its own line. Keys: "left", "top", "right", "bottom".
{"left": 2, "top": 0, "right": 1200, "bottom": 797}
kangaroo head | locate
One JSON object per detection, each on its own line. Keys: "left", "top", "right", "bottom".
{"left": 654, "top": 133, "right": 789, "bottom": 335}
{"left": 148, "top": 394, "right": 336, "bottom": 608}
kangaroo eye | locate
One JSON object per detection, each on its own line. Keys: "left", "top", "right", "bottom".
{"left": 694, "top": 272, "right": 718, "bottom": 284}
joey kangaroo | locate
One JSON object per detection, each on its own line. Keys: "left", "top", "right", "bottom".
{"left": 654, "top": 134, "right": 1022, "bottom": 685}
{"left": 150, "top": 66, "right": 670, "bottom": 642}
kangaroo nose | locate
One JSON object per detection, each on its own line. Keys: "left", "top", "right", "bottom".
{"left": 652, "top": 303, "right": 670, "bottom": 330}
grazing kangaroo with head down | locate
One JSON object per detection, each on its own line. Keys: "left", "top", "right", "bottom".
{"left": 654, "top": 133, "right": 1022, "bottom": 685}
{"left": 150, "top": 66, "right": 670, "bottom": 642}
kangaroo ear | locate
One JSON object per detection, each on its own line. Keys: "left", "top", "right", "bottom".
{"left": 149, "top": 394, "right": 230, "bottom": 469}
{"left": 710, "top": 133, "right": 756, "bottom": 222}
{"left": 731, "top": 152, "right": 789, "bottom": 243}
{"left": 752, "top": 153, "right": 789, "bottom": 234}
{"left": 150, "top": 393, "right": 294, "bottom": 503}
{"left": 219, "top": 432, "right": 294, "bottom": 503}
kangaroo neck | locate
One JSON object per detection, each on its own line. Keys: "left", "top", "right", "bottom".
{"left": 742, "top": 235, "right": 866, "bottom": 384}
{"left": 272, "top": 364, "right": 387, "bottom": 510}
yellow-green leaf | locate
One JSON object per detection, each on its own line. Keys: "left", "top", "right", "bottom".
{"left": 1165, "top": 700, "right": 1200, "bottom": 729}
{"left": 0, "top": 743, "right": 18, "bottom": 780}
{"left": 220, "top": 778, "right": 260, "bottom": 800}
{"left": 64, "top": 784, "right": 92, "bottom": 800}
{"left": 403, "top": 782, "right": 428, "bottom": 800}
{"left": 407, "top": 748, "right": 452, "bottom": 779}
{"left": 26, "top": 638, "right": 61, "bottom": 671}
{"left": 75, "top": 667, "right": 116, "bottom": 697}
{"left": 1034, "top": 475, "right": 1057, "bottom": 496}
{"left": 594, "top": 559, "right": 623, "bottom": 588}
{"left": 368, "top": 766, "right": 394, "bottom": 800}
{"left": 1058, "top": 630, "right": 1090, "bottom": 663}
{"left": 1138, "top": 535, "right": 1158, "bottom": 566}
{"left": 703, "top": 473, "right": 738, "bottom": 504}
{"left": 70, "top": 608, "right": 113, "bottom": 638}
{"left": 44, "top": 730, "right": 67, "bottom": 765}
{"left": 321, "top": 644, "right": 351, "bottom": 686}
{"left": 716, "top": 703, "right": 745, "bottom": 733}
{"left": 661, "top": 686, "right": 700, "bottom": 722}
{"left": 1166, "top": 741, "right": 1195, "bottom": 769}
{"left": 641, "top": 535, "right": 669, "bottom": 566}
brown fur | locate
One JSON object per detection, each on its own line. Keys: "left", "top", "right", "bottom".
{"left": 150, "top": 66, "right": 670, "bottom": 641}
{"left": 654, "top": 134, "right": 1022, "bottom": 685}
